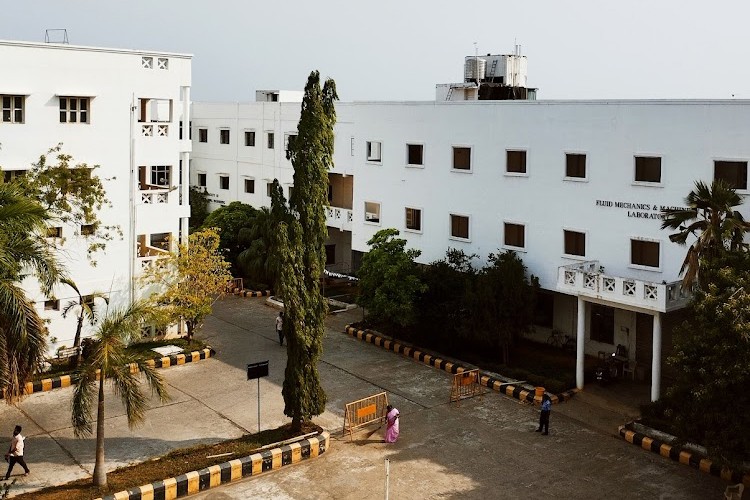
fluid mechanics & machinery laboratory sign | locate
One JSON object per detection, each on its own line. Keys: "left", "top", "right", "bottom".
{"left": 595, "top": 199, "right": 685, "bottom": 220}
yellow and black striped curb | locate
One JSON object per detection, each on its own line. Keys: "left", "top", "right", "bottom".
{"left": 1, "top": 348, "right": 215, "bottom": 399}
{"left": 97, "top": 431, "right": 330, "bottom": 500}
{"left": 233, "top": 288, "right": 272, "bottom": 298}
{"left": 344, "top": 325, "right": 577, "bottom": 405}
{"left": 618, "top": 423, "right": 750, "bottom": 486}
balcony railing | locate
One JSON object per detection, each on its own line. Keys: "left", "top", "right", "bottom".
{"left": 140, "top": 189, "right": 169, "bottom": 204}
{"left": 325, "top": 205, "right": 353, "bottom": 231}
{"left": 556, "top": 260, "right": 691, "bottom": 313}
{"left": 141, "top": 124, "right": 169, "bottom": 137}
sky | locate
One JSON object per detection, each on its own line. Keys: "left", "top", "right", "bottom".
{"left": 3, "top": 1, "right": 750, "bottom": 102}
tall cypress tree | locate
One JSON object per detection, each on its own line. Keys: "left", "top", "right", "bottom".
{"left": 272, "top": 71, "right": 337, "bottom": 431}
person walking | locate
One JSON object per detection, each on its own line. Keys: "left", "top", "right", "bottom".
{"left": 536, "top": 393, "right": 551, "bottom": 435}
{"left": 384, "top": 405, "right": 400, "bottom": 443}
{"left": 276, "top": 311, "right": 284, "bottom": 346}
{"left": 4, "top": 425, "right": 29, "bottom": 480}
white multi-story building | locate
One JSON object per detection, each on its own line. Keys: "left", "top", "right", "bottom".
{"left": 191, "top": 56, "right": 750, "bottom": 401}
{"left": 0, "top": 40, "right": 192, "bottom": 353}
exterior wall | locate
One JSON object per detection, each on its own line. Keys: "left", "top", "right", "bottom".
{"left": 336, "top": 100, "right": 750, "bottom": 292}
{"left": 0, "top": 40, "right": 191, "bottom": 353}
{"left": 191, "top": 101, "right": 300, "bottom": 209}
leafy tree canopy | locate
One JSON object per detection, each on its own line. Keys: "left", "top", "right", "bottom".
{"left": 357, "top": 228, "right": 427, "bottom": 328}
{"left": 140, "top": 228, "right": 232, "bottom": 339}
{"left": 201, "top": 201, "right": 258, "bottom": 263}
{"left": 12, "top": 144, "right": 122, "bottom": 265}
{"left": 189, "top": 186, "right": 211, "bottom": 231}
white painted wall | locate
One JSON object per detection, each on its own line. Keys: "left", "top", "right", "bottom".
{"left": 0, "top": 40, "right": 191, "bottom": 353}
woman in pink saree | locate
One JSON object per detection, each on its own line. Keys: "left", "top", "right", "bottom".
{"left": 384, "top": 405, "right": 400, "bottom": 443}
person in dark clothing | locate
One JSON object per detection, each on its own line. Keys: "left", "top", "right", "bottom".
{"left": 536, "top": 394, "right": 551, "bottom": 435}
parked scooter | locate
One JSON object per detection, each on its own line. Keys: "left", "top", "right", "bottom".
{"left": 594, "top": 344, "right": 628, "bottom": 384}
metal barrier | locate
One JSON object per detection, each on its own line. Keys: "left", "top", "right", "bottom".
{"left": 342, "top": 391, "right": 389, "bottom": 441}
{"left": 449, "top": 369, "right": 483, "bottom": 406}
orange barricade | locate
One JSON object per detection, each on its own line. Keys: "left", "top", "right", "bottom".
{"left": 449, "top": 369, "right": 483, "bottom": 406}
{"left": 342, "top": 392, "right": 389, "bottom": 441}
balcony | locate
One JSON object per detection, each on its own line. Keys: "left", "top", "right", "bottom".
{"left": 325, "top": 206, "right": 353, "bottom": 232}
{"left": 140, "top": 188, "right": 170, "bottom": 204}
{"left": 556, "top": 261, "right": 691, "bottom": 313}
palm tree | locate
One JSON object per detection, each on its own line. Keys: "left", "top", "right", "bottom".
{"left": 0, "top": 183, "right": 64, "bottom": 401}
{"left": 661, "top": 179, "right": 750, "bottom": 289}
{"left": 60, "top": 278, "right": 108, "bottom": 368}
{"left": 236, "top": 207, "right": 280, "bottom": 288}
{"left": 71, "top": 300, "right": 169, "bottom": 487}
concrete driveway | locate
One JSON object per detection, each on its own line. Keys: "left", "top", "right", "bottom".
{"left": 0, "top": 296, "right": 725, "bottom": 498}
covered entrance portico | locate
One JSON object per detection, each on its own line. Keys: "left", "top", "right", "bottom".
{"left": 558, "top": 261, "right": 690, "bottom": 401}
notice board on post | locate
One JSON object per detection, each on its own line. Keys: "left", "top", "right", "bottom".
{"left": 247, "top": 361, "right": 269, "bottom": 380}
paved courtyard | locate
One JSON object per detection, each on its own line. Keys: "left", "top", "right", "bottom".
{"left": 0, "top": 297, "right": 726, "bottom": 498}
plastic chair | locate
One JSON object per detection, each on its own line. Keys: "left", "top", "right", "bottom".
{"left": 725, "top": 483, "right": 744, "bottom": 500}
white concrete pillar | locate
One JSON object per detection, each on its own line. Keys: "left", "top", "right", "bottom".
{"left": 651, "top": 312, "right": 662, "bottom": 402}
{"left": 576, "top": 296, "right": 586, "bottom": 390}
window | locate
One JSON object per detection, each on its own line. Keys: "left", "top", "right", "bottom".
{"left": 141, "top": 57, "right": 153, "bottom": 69}
{"left": 565, "top": 153, "right": 586, "bottom": 178}
{"left": 244, "top": 179, "right": 255, "bottom": 193}
{"left": 284, "top": 133, "right": 297, "bottom": 152}
{"left": 219, "top": 176, "right": 229, "bottom": 190}
{"left": 80, "top": 224, "right": 96, "bottom": 236}
{"left": 150, "top": 165, "right": 170, "bottom": 187}
{"left": 407, "top": 144, "right": 423, "bottom": 166}
{"left": 244, "top": 131, "right": 256, "bottom": 147}
{"left": 366, "top": 141, "right": 382, "bottom": 162}
{"left": 631, "top": 239, "right": 660, "bottom": 268}
{"left": 1, "top": 95, "right": 24, "bottom": 123}
{"left": 450, "top": 214, "right": 470, "bottom": 240}
{"left": 364, "top": 201, "right": 381, "bottom": 223}
{"left": 327, "top": 184, "right": 334, "bottom": 203}
{"left": 150, "top": 233, "right": 171, "bottom": 251}
{"left": 267, "top": 132, "right": 275, "bottom": 149}
{"left": 198, "top": 128, "right": 208, "bottom": 143}
{"left": 157, "top": 57, "right": 169, "bottom": 70}
{"left": 507, "top": 150, "right": 527, "bottom": 174}
{"left": 634, "top": 156, "right": 661, "bottom": 183}
{"left": 564, "top": 230, "right": 586, "bottom": 257}
{"left": 590, "top": 304, "right": 615, "bottom": 344}
{"left": 267, "top": 182, "right": 273, "bottom": 197}
{"left": 46, "top": 226, "right": 62, "bottom": 238}
{"left": 714, "top": 160, "right": 748, "bottom": 190}
{"left": 350, "top": 137, "right": 355, "bottom": 156}
{"left": 405, "top": 207, "right": 422, "bottom": 231}
{"left": 3, "top": 170, "right": 26, "bottom": 183}
{"left": 452, "top": 147, "right": 471, "bottom": 171}
{"left": 198, "top": 173, "right": 206, "bottom": 187}
{"left": 219, "top": 129, "right": 230, "bottom": 145}
{"left": 59, "top": 97, "right": 89, "bottom": 123}
{"left": 179, "top": 120, "right": 192, "bottom": 140}
{"left": 325, "top": 244, "right": 336, "bottom": 266}
{"left": 504, "top": 222, "right": 525, "bottom": 249}
{"left": 44, "top": 299, "right": 60, "bottom": 311}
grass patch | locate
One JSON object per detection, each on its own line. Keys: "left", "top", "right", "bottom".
{"left": 33, "top": 338, "right": 209, "bottom": 382}
{"left": 14, "top": 422, "right": 321, "bottom": 500}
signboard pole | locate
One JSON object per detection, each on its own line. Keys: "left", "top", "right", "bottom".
{"left": 257, "top": 377, "right": 261, "bottom": 434}
{"left": 247, "top": 361, "right": 269, "bottom": 435}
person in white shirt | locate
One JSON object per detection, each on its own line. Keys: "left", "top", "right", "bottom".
{"left": 4, "top": 425, "right": 29, "bottom": 480}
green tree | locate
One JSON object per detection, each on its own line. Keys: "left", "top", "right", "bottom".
{"left": 462, "top": 251, "right": 538, "bottom": 363}
{"left": 273, "top": 71, "right": 337, "bottom": 431}
{"left": 60, "top": 278, "right": 108, "bottom": 368}
{"left": 189, "top": 186, "right": 211, "bottom": 231}
{"left": 358, "top": 228, "right": 427, "bottom": 329}
{"left": 651, "top": 251, "right": 750, "bottom": 468}
{"left": 13, "top": 145, "right": 122, "bottom": 265}
{"left": 661, "top": 179, "right": 750, "bottom": 289}
{"left": 71, "top": 300, "right": 169, "bottom": 487}
{"left": 141, "top": 228, "right": 232, "bottom": 340}
{"left": 0, "top": 183, "right": 65, "bottom": 401}
{"left": 236, "top": 207, "right": 279, "bottom": 288}
{"left": 201, "top": 201, "right": 259, "bottom": 269}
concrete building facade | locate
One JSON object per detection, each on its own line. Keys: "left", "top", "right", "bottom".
{"left": 0, "top": 40, "right": 192, "bottom": 353}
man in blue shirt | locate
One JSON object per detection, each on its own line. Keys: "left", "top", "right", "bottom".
{"left": 536, "top": 394, "right": 551, "bottom": 435}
